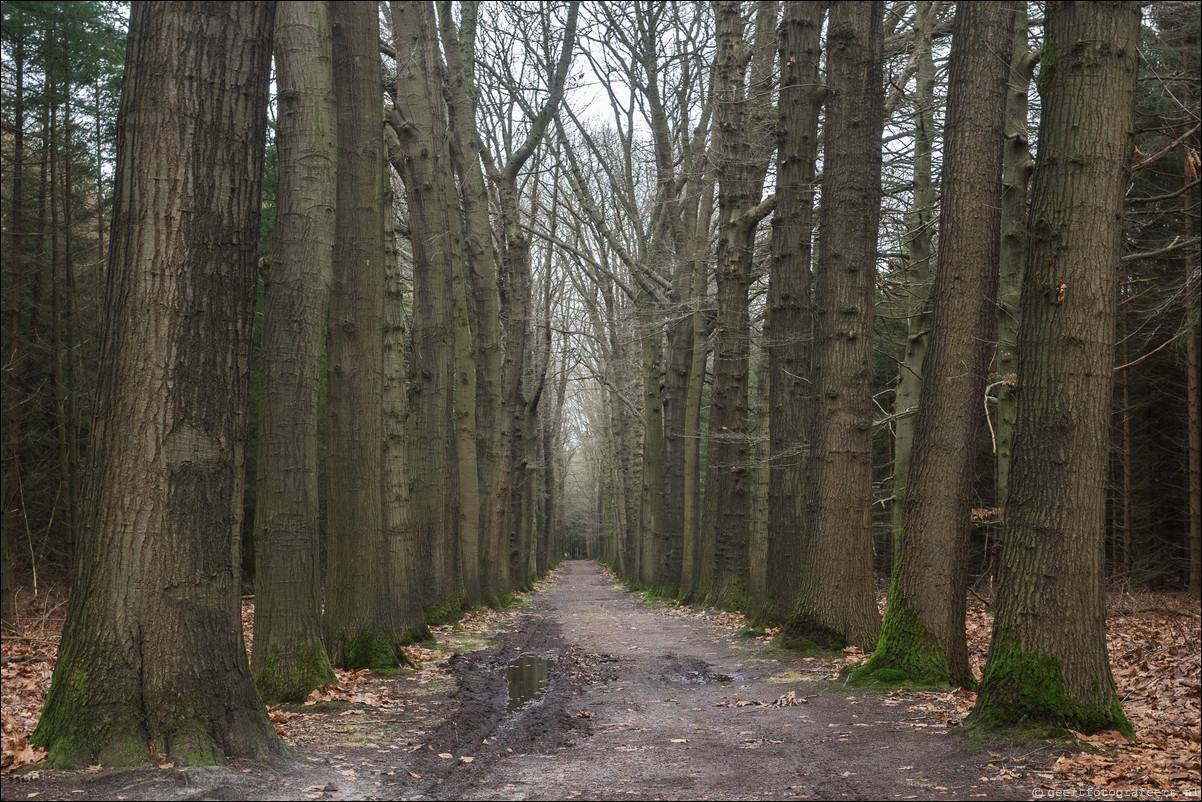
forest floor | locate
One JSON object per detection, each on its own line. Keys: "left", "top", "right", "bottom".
{"left": 2, "top": 560, "right": 1199, "bottom": 801}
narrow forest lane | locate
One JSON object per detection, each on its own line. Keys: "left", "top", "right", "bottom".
{"left": 1, "top": 562, "right": 1048, "bottom": 802}
{"left": 392, "top": 561, "right": 1034, "bottom": 801}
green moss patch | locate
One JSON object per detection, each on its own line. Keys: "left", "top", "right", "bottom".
{"left": 32, "top": 667, "right": 152, "bottom": 769}
{"left": 424, "top": 596, "right": 468, "bottom": 627}
{"left": 337, "top": 629, "right": 409, "bottom": 671}
{"left": 369, "top": 666, "right": 417, "bottom": 678}
{"left": 776, "top": 635, "right": 841, "bottom": 658}
{"left": 967, "top": 637, "right": 1134, "bottom": 739}
{"left": 165, "top": 718, "right": 221, "bottom": 767}
{"left": 848, "top": 592, "right": 965, "bottom": 689}
{"left": 254, "top": 638, "right": 336, "bottom": 705}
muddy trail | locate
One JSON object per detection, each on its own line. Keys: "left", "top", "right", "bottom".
{"left": 3, "top": 561, "right": 1050, "bottom": 801}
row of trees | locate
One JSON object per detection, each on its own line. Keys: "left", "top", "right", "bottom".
{"left": 558, "top": 0, "right": 1194, "bottom": 731}
{"left": 0, "top": 0, "right": 1197, "bottom": 768}
{"left": 556, "top": 0, "right": 1198, "bottom": 602}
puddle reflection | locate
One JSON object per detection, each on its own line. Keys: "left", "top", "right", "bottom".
{"left": 506, "top": 653, "right": 551, "bottom": 712}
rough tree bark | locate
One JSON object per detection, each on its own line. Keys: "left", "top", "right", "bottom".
{"left": 31, "top": 1, "right": 280, "bottom": 767}
{"left": 1184, "top": 137, "right": 1200, "bottom": 596}
{"left": 791, "top": 0, "right": 884, "bottom": 651}
{"left": 888, "top": 1, "right": 937, "bottom": 560}
{"left": 968, "top": 0, "right": 1140, "bottom": 737}
{"left": 699, "top": 0, "right": 777, "bottom": 604}
{"left": 996, "top": 4, "right": 1037, "bottom": 510}
{"left": 389, "top": 0, "right": 464, "bottom": 613}
{"left": 765, "top": 0, "right": 823, "bottom": 617}
{"left": 853, "top": 1, "right": 1014, "bottom": 689}
{"left": 251, "top": 0, "right": 337, "bottom": 703}
{"left": 324, "top": 0, "right": 406, "bottom": 669}
{"left": 436, "top": 0, "right": 508, "bottom": 603}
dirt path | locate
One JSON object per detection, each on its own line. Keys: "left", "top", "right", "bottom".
{"left": 2, "top": 561, "right": 1048, "bottom": 801}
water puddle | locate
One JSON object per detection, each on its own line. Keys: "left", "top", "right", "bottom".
{"left": 505, "top": 653, "right": 551, "bottom": 712}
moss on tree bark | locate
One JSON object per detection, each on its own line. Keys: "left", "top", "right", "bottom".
{"left": 968, "top": 637, "right": 1133, "bottom": 738}
{"left": 254, "top": 639, "right": 337, "bottom": 705}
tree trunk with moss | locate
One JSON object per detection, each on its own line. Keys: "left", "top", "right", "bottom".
{"left": 967, "top": 0, "right": 1139, "bottom": 738}
{"left": 31, "top": 1, "right": 280, "bottom": 767}
{"left": 853, "top": 1, "right": 1013, "bottom": 690}
{"left": 323, "top": 0, "right": 406, "bottom": 669}
{"left": 790, "top": 1, "right": 884, "bottom": 651}
{"left": 250, "top": 0, "right": 337, "bottom": 705}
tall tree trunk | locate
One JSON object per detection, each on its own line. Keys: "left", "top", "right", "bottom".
{"left": 451, "top": 227, "right": 481, "bottom": 604}
{"left": 324, "top": 0, "right": 402, "bottom": 668}
{"left": 968, "top": 0, "right": 1140, "bottom": 738}
{"left": 48, "top": 60, "right": 78, "bottom": 564}
{"left": 639, "top": 296, "right": 666, "bottom": 588}
{"left": 854, "top": 1, "right": 1014, "bottom": 690}
{"left": 699, "top": 0, "right": 776, "bottom": 604}
{"left": 543, "top": 351, "right": 570, "bottom": 573}
{"left": 748, "top": 363, "right": 770, "bottom": 606}
{"left": 49, "top": 37, "right": 82, "bottom": 565}
{"left": 996, "top": 5, "right": 1037, "bottom": 509}
{"left": 424, "top": 2, "right": 482, "bottom": 606}
{"left": 436, "top": 0, "right": 508, "bottom": 603}
{"left": 94, "top": 78, "right": 106, "bottom": 271}
{"left": 649, "top": 4, "right": 714, "bottom": 596}
{"left": 32, "top": 1, "right": 280, "bottom": 766}
{"left": 250, "top": 0, "right": 337, "bottom": 703}
{"left": 792, "top": 0, "right": 884, "bottom": 650}
{"left": 389, "top": 0, "right": 463, "bottom": 611}
{"left": 1189, "top": 308, "right": 1201, "bottom": 596}
{"left": 889, "top": 1, "right": 936, "bottom": 561}
{"left": 494, "top": 3, "right": 579, "bottom": 590}
{"left": 501, "top": 193, "right": 536, "bottom": 590}
{"left": 766, "top": 0, "right": 822, "bottom": 617}
{"left": 1115, "top": 303, "right": 1133, "bottom": 574}
{"left": 381, "top": 146, "right": 429, "bottom": 646}
{"left": 681, "top": 178, "right": 716, "bottom": 597}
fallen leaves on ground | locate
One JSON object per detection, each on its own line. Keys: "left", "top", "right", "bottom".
{"left": 1, "top": 587, "right": 63, "bottom": 775}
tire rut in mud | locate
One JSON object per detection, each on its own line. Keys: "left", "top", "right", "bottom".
{"left": 385, "top": 601, "right": 598, "bottom": 799}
